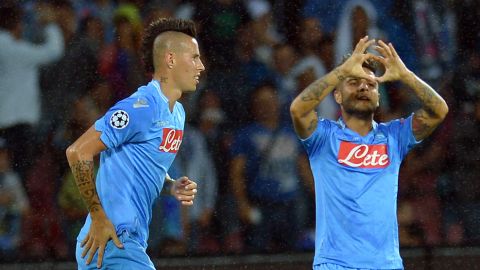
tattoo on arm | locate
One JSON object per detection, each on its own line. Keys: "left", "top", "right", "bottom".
{"left": 300, "top": 80, "right": 330, "bottom": 102}
{"left": 417, "top": 85, "right": 440, "bottom": 116}
{"left": 410, "top": 74, "right": 442, "bottom": 118}
{"left": 299, "top": 69, "right": 345, "bottom": 102}
{"left": 72, "top": 160, "right": 101, "bottom": 212}
{"left": 307, "top": 117, "right": 318, "bottom": 132}
{"left": 334, "top": 69, "right": 346, "bottom": 81}
{"left": 413, "top": 109, "right": 434, "bottom": 140}
{"left": 407, "top": 71, "right": 449, "bottom": 140}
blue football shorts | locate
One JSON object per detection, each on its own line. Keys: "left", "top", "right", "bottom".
{"left": 314, "top": 263, "right": 403, "bottom": 270}
{"left": 76, "top": 230, "right": 155, "bottom": 270}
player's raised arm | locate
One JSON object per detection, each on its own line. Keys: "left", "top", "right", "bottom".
{"left": 374, "top": 40, "right": 448, "bottom": 140}
{"left": 66, "top": 126, "right": 123, "bottom": 268}
{"left": 290, "top": 36, "right": 376, "bottom": 138}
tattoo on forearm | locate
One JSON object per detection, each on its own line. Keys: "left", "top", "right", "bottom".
{"left": 411, "top": 74, "right": 442, "bottom": 117}
{"left": 72, "top": 160, "right": 101, "bottom": 212}
{"left": 300, "top": 79, "right": 330, "bottom": 102}
{"left": 334, "top": 69, "right": 346, "bottom": 81}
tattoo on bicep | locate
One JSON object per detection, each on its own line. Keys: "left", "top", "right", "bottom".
{"left": 300, "top": 80, "right": 329, "bottom": 102}
{"left": 307, "top": 117, "right": 318, "bottom": 132}
{"left": 413, "top": 110, "right": 433, "bottom": 139}
{"left": 72, "top": 160, "right": 101, "bottom": 212}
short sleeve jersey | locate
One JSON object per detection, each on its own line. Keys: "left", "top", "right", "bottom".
{"left": 77, "top": 80, "right": 185, "bottom": 248}
{"left": 301, "top": 115, "right": 420, "bottom": 269}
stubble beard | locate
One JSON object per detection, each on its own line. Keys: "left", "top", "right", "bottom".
{"left": 343, "top": 100, "right": 376, "bottom": 120}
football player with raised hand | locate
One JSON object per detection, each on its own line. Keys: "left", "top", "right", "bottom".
{"left": 290, "top": 36, "right": 448, "bottom": 270}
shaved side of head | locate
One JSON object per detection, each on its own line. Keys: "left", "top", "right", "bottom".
{"left": 153, "top": 31, "right": 195, "bottom": 71}
{"left": 141, "top": 18, "right": 196, "bottom": 73}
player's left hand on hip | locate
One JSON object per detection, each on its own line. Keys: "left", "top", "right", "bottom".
{"left": 173, "top": 176, "right": 197, "bottom": 206}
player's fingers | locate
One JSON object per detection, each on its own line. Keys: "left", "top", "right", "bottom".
{"left": 353, "top": 36, "right": 368, "bottom": 53}
{"left": 177, "top": 176, "right": 189, "bottom": 185}
{"left": 378, "top": 40, "right": 392, "bottom": 57}
{"left": 112, "top": 234, "right": 124, "bottom": 249}
{"left": 97, "top": 244, "right": 106, "bottom": 269}
{"left": 181, "top": 200, "right": 194, "bottom": 206}
{"left": 177, "top": 188, "right": 197, "bottom": 196}
{"left": 388, "top": 42, "right": 399, "bottom": 58}
{"left": 81, "top": 237, "right": 93, "bottom": 258}
{"left": 186, "top": 180, "right": 197, "bottom": 189}
{"left": 368, "top": 54, "right": 386, "bottom": 65}
{"left": 86, "top": 243, "right": 98, "bottom": 265}
{"left": 81, "top": 234, "right": 90, "bottom": 247}
{"left": 361, "top": 39, "right": 376, "bottom": 53}
{"left": 185, "top": 182, "right": 197, "bottom": 190}
{"left": 177, "top": 194, "right": 195, "bottom": 201}
{"left": 374, "top": 45, "right": 388, "bottom": 57}
{"left": 363, "top": 53, "right": 380, "bottom": 61}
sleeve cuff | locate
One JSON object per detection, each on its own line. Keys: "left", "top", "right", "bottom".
{"left": 95, "top": 120, "right": 114, "bottom": 149}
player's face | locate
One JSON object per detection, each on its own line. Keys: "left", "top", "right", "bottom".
{"left": 173, "top": 38, "right": 205, "bottom": 92}
{"left": 335, "top": 67, "right": 379, "bottom": 118}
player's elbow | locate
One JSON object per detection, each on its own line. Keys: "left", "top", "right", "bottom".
{"left": 432, "top": 101, "right": 449, "bottom": 123}
{"left": 289, "top": 101, "right": 302, "bottom": 120}
{"left": 66, "top": 144, "right": 81, "bottom": 163}
{"left": 438, "top": 102, "right": 449, "bottom": 121}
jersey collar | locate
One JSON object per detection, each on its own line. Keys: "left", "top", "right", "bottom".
{"left": 337, "top": 117, "right": 378, "bottom": 134}
{"left": 336, "top": 117, "right": 378, "bottom": 131}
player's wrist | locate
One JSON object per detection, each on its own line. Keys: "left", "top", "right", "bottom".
{"left": 162, "top": 175, "right": 175, "bottom": 195}
{"left": 399, "top": 69, "right": 413, "bottom": 81}
{"left": 333, "top": 66, "right": 347, "bottom": 81}
{"left": 90, "top": 207, "right": 107, "bottom": 219}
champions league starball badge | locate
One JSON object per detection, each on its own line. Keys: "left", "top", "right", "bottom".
{"left": 110, "top": 110, "right": 129, "bottom": 129}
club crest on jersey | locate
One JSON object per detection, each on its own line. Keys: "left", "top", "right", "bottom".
{"left": 159, "top": 128, "right": 183, "bottom": 153}
{"left": 337, "top": 141, "right": 389, "bottom": 168}
{"left": 109, "top": 110, "right": 129, "bottom": 129}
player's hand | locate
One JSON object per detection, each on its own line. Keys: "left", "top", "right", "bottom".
{"left": 81, "top": 212, "right": 123, "bottom": 268}
{"left": 338, "top": 36, "right": 377, "bottom": 80}
{"left": 172, "top": 176, "right": 197, "bottom": 206}
{"left": 373, "top": 40, "right": 410, "bottom": 83}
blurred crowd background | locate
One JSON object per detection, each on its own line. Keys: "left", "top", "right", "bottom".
{"left": 0, "top": 0, "right": 479, "bottom": 263}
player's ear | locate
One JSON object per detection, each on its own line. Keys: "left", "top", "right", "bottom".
{"left": 165, "top": 52, "right": 175, "bottom": 69}
{"left": 334, "top": 88, "right": 342, "bottom": 104}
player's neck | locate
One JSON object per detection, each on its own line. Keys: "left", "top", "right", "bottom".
{"left": 153, "top": 74, "right": 182, "bottom": 111}
{"left": 341, "top": 113, "right": 374, "bottom": 137}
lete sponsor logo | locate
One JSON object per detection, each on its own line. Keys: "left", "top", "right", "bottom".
{"left": 337, "top": 141, "right": 389, "bottom": 168}
{"left": 159, "top": 128, "right": 183, "bottom": 153}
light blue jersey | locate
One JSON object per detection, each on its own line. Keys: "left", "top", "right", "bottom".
{"left": 77, "top": 80, "right": 185, "bottom": 248}
{"left": 301, "top": 116, "right": 420, "bottom": 270}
